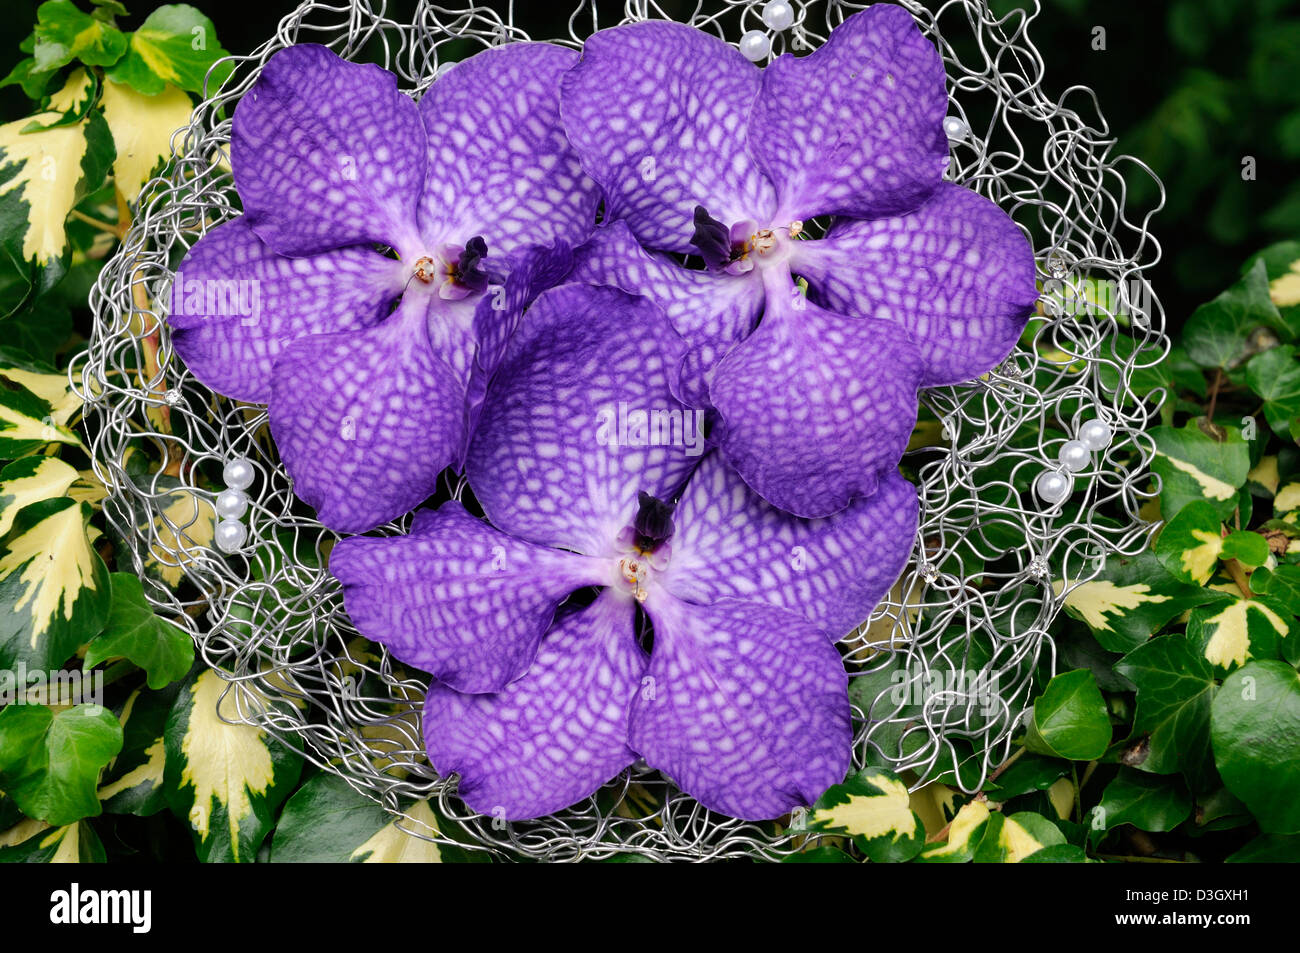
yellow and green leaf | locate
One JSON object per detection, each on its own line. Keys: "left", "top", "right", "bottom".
{"left": 0, "top": 497, "right": 110, "bottom": 671}
{"left": 0, "top": 377, "right": 80, "bottom": 458}
{"left": 1055, "top": 550, "right": 1224, "bottom": 653}
{"left": 97, "top": 683, "right": 181, "bottom": 816}
{"left": 809, "top": 767, "right": 925, "bottom": 862}
{"left": 0, "top": 70, "right": 114, "bottom": 278}
{"left": 0, "top": 455, "right": 78, "bottom": 536}
{"left": 972, "top": 811, "right": 1066, "bottom": 863}
{"left": 1189, "top": 595, "right": 1291, "bottom": 673}
{"left": 917, "top": 799, "right": 992, "bottom": 863}
{"left": 0, "top": 819, "right": 105, "bottom": 862}
{"left": 1150, "top": 420, "right": 1250, "bottom": 521}
{"left": 99, "top": 77, "right": 192, "bottom": 202}
{"left": 163, "top": 668, "right": 302, "bottom": 862}
{"left": 104, "top": 6, "right": 233, "bottom": 96}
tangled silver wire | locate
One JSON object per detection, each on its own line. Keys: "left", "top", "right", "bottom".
{"left": 78, "top": 0, "right": 1166, "bottom": 861}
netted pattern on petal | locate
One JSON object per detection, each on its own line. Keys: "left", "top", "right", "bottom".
{"left": 82, "top": 0, "right": 1164, "bottom": 861}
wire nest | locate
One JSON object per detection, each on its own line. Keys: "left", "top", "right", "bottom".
{"left": 78, "top": 0, "right": 1166, "bottom": 861}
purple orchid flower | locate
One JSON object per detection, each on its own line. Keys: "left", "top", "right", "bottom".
{"left": 167, "top": 43, "right": 599, "bottom": 533}
{"left": 330, "top": 282, "right": 918, "bottom": 820}
{"left": 561, "top": 6, "right": 1039, "bottom": 518}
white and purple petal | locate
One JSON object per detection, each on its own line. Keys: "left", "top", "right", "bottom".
{"left": 749, "top": 6, "right": 948, "bottom": 221}
{"left": 330, "top": 502, "right": 609, "bottom": 694}
{"left": 561, "top": 21, "right": 777, "bottom": 254}
{"left": 708, "top": 279, "right": 922, "bottom": 518}
{"left": 168, "top": 217, "right": 404, "bottom": 403}
{"left": 465, "top": 283, "right": 699, "bottom": 555}
{"left": 793, "top": 183, "right": 1039, "bottom": 387}
{"left": 268, "top": 294, "right": 465, "bottom": 533}
{"left": 570, "top": 220, "right": 764, "bottom": 406}
{"left": 631, "top": 593, "right": 850, "bottom": 820}
{"left": 231, "top": 44, "right": 427, "bottom": 257}
{"left": 423, "top": 589, "right": 645, "bottom": 820}
{"left": 417, "top": 43, "right": 600, "bottom": 255}
{"left": 661, "top": 453, "right": 917, "bottom": 639}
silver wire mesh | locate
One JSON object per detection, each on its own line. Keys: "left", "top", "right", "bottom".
{"left": 78, "top": 0, "right": 1167, "bottom": 861}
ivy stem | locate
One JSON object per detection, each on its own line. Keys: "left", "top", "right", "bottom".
{"left": 1205, "top": 367, "right": 1224, "bottom": 421}
{"left": 1221, "top": 524, "right": 1254, "bottom": 598}
{"left": 69, "top": 208, "right": 120, "bottom": 234}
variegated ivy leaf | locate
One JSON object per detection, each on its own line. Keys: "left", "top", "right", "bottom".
{"left": 1247, "top": 455, "right": 1280, "bottom": 497}
{"left": 0, "top": 819, "right": 105, "bottom": 863}
{"left": 1156, "top": 499, "right": 1223, "bottom": 584}
{"left": 0, "top": 377, "right": 80, "bottom": 458}
{"left": 270, "top": 772, "right": 479, "bottom": 863}
{"left": 0, "top": 703, "right": 122, "bottom": 826}
{"left": 808, "top": 767, "right": 925, "bottom": 863}
{"left": 164, "top": 668, "right": 303, "bottom": 862}
{"left": 0, "top": 455, "right": 78, "bottom": 537}
{"left": 104, "top": 5, "right": 233, "bottom": 97}
{"left": 99, "top": 77, "right": 192, "bottom": 202}
{"left": 0, "top": 356, "right": 81, "bottom": 429}
{"left": 97, "top": 682, "right": 180, "bottom": 816}
{"left": 1151, "top": 419, "right": 1250, "bottom": 521}
{"left": 1115, "top": 634, "right": 1217, "bottom": 785}
{"left": 0, "top": 70, "right": 114, "bottom": 280}
{"left": 972, "top": 811, "right": 1066, "bottom": 863}
{"left": 917, "top": 799, "right": 991, "bottom": 863}
{"left": 0, "top": 497, "right": 110, "bottom": 671}
{"left": 1243, "top": 239, "right": 1300, "bottom": 336}
{"left": 1188, "top": 594, "right": 1291, "bottom": 673}
{"left": 1056, "top": 550, "right": 1223, "bottom": 653}
{"left": 85, "top": 573, "right": 193, "bottom": 689}
{"left": 32, "top": 1, "right": 129, "bottom": 73}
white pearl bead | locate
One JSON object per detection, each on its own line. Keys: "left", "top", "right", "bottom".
{"left": 739, "top": 30, "right": 770, "bottom": 62}
{"left": 216, "top": 488, "right": 248, "bottom": 520}
{"left": 1058, "top": 439, "right": 1092, "bottom": 473}
{"left": 942, "top": 115, "right": 968, "bottom": 140}
{"left": 223, "top": 457, "right": 254, "bottom": 490}
{"left": 762, "top": 1, "right": 795, "bottom": 31}
{"left": 1034, "top": 469, "right": 1072, "bottom": 505}
{"left": 1078, "top": 419, "right": 1112, "bottom": 451}
{"left": 215, "top": 519, "right": 247, "bottom": 553}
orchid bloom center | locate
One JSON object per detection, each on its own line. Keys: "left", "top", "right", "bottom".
{"left": 691, "top": 206, "right": 802, "bottom": 276}
{"left": 613, "top": 491, "right": 676, "bottom": 602}
{"left": 410, "top": 236, "right": 496, "bottom": 300}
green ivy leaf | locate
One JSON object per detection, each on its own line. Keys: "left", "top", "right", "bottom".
{"left": 1211, "top": 660, "right": 1300, "bottom": 833}
{"left": 0, "top": 703, "right": 123, "bottom": 826}
{"left": 84, "top": 573, "right": 194, "bottom": 689}
{"left": 269, "top": 772, "right": 478, "bottom": 863}
{"left": 1151, "top": 419, "right": 1251, "bottom": 520}
{"left": 1024, "top": 669, "right": 1112, "bottom": 761}
{"left": 0, "top": 497, "right": 111, "bottom": 672}
{"left": 808, "top": 767, "right": 925, "bottom": 863}
{"left": 1021, "top": 843, "right": 1089, "bottom": 863}
{"left": 1220, "top": 529, "right": 1270, "bottom": 568}
{"left": 1226, "top": 833, "right": 1300, "bottom": 862}
{"left": 164, "top": 668, "right": 303, "bottom": 862}
{"left": 1245, "top": 346, "right": 1300, "bottom": 440}
{"left": 32, "top": 0, "right": 128, "bottom": 72}
{"left": 982, "top": 754, "right": 1068, "bottom": 800}
{"left": 1184, "top": 259, "right": 1283, "bottom": 368}
{"left": 105, "top": 5, "right": 233, "bottom": 96}
{"left": 1114, "top": 634, "right": 1217, "bottom": 784}
{"left": 1056, "top": 550, "right": 1224, "bottom": 653}
{"left": 1096, "top": 768, "right": 1192, "bottom": 833}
